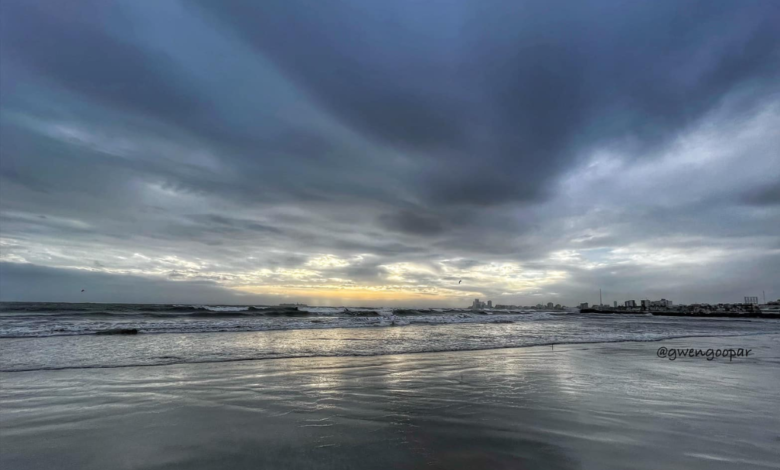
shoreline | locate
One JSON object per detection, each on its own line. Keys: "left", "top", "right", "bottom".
{"left": 581, "top": 309, "right": 778, "bottom": 318}
{"left": 3, "top": 334, "right": 778, "bottom": 470}
{"left": 2, "top": 309, "right": 776, "bottom": 340}
{"left": 2, "top": 329, "right": 777, "bottom": 374}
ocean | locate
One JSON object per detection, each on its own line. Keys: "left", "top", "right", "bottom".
{"left": 2, "top": 302, "right": 779, "bottom": 469}
{"left": 1, "top": 302, "right": 778, "bottom": 372}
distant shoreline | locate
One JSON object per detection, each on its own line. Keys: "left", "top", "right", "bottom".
{"left": 580, "top": 308, "right": 779, "bottom": 319}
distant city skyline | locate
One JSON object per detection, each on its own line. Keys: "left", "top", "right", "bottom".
{"left": 1, "top": 1, "right": 778, "bottom": 306}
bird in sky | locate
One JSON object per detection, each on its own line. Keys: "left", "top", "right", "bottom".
{"left": 81, "top": 289, "right": 85, "bottom": 292}
{"left": 458, "top": 280, "right": 462, "bottom": 284}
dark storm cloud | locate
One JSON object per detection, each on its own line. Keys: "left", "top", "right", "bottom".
{"left": 0, "top": 0, "right": 204, "bottom": 127}
{"left": 379, "top": 210, "right": 446, "bottom": 236}
{"left": 0, "top": 0, "right": 400, "bottom": 206}
{"left": 185, "top": 214, "right": 285, "bottom": 235}
{"left": 0, "top": 0, "right": 778, "bottom": 305}
{"left": 194, "top": 0, "right": 780, "bottom": 206}
{"left": 741, "top": 182, "right": 780, "bottom": 206}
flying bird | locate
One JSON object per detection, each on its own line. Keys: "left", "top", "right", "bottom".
{"left": 458, "top": 280, "right": 462, "bottom": 284}
{"left": 81, "top": 289, "right": 85, "bottom": 292}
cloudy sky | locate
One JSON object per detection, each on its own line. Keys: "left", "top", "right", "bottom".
{"left": 1, "top": 0, "right": 778, "bottom": 306}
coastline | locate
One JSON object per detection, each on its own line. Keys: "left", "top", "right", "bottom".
{"left": 1, "top": 329, "right": 776, "bottom": 373}
{"left": 2, "top": 334, "right": 779, "bottom": 469}
{"left": 581, "top": 309, "right": 779, "bottom": 318}
{"left": 3, "top": 314, "right": 779, "bottom": 372}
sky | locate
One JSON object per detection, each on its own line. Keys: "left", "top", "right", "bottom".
{"left": 1, "top": 0, "right": 778, "bottom": 307}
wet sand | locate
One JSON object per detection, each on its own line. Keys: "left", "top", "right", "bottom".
{"left": 2, "top": 334, "right": 779, "bottom": 469}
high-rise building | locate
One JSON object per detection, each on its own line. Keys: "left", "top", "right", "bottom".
{"left": 744, "top": 296, "right": 759, "bottom": 305}
{"left": 613, "top": 301, "right": 618, "bottom": 308}
{"left": 487, "top": 300, "right": 493, "bottom": 308}
{"left": 472, "top": 299, "right": 480, "bottom": 309}
{"left": 547, "top": 302, "right": 554, "bottom": 308}
{"left": 579, "top": 302, "right": 589, "bottom": 309}
{"left": 625, "top": 300, "right": 637, "bottom": 307}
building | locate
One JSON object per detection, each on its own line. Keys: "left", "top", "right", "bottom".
{"left": 642, "top": 299, "right": 674, "bottom": 309}
{"left": 745, "top": 296, "right": 759, "bottom": 305}
{"left": 625, "top": 300, "right": 636, "bottom": 308}
{"left": 613, "top": 301, "right": 618, "bottom": 308}
{"left": 487, "top": 300, "right": 493, "bottom": 308}
{"left": 579, "top": 302, "right": 589, "bottom": 309}
{"left": 472, "top": 299, "right": 481, "bottom": 309}
{"left": 547, "top": 302, "right": 554, "bottom": 308}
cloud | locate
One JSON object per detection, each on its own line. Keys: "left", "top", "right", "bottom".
{"left": 379, "top": 210, "right": 447, "bottom": 236}
{"left": 0, "top": 262, "right": 266, "bottom": 305}
{"left": 1, "top": 0, "right": 204, "bottom": 128}
{"left": 195, "top": 0, "right": 779, "bottom": 206}
{"left": 741, "top": 182, "right": 780, "bottom": 206}
{"left": 0, "top": 0, "right": 778, "bottom": 306}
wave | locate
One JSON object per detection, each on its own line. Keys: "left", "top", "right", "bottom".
{"left": 0, "top": 311, "right": 559, "bottom": 338}
{"left": 1, "top": 302, "right": 544, "bottom": 317}
{"left": 0, "top": 302, "right": 570, "bottom": 339}
{"left": 1, "top": 303, "right": 521, "bottom": 319}
{"left": 2, "top": 331, "right": 773, "bottom": 373}
{"left": 3, "top": 307, "right": 533, "bottom": 320}
{"left": 190, "top": 307, "right": 308, "bottom": 317}
{"left": 0, "top": 304, "right": 303, "bottom": 318}
{"left": 343, "top": 309, "right": 381, "bottom": 317}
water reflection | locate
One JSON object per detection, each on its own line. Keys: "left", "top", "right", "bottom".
{"left": 4, "top": 336, "right": 779, "bottom": 469}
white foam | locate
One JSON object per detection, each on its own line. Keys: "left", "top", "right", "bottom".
{"left": 201, "top": 306, "right": 250, "bottom": 312}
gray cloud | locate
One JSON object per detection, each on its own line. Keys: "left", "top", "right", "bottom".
{"left": 741, "top": 182, "right": 780, "bottom": 206}
{"left": 195, "top": 0, "right": 779, "bottom": 206}
{"left": 0, "top": 0, "right": 778, "bottom": 306}
{"left": 0, "top": 262, "right": 268, "bottom": 304}
{"left": 1, "top": 0, "right": 205, "bottom": 129}
{"left": 379, "top": 210, "right": 447, "bottom": 236}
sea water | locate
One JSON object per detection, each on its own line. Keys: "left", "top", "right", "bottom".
{"left": 2, "top": 302, "right": 778, "bottom": 372}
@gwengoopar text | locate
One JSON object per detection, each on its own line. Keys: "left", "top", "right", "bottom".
{"left": 657, "top": 347, "right": 752, "bottom": 361}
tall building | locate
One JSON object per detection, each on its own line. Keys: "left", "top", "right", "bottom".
{"left": 579, "top": 302, "right": 589, "bottom": 309}
{"left": 547, "top": 302, "right": 554, "bottom": 308}
{"left": 625, "top": 300, "right": 636, "bottom": 307}
{"left": 472, "top": 299, "right": 480, "bottom": 309}
{"left": 613, "top": 301, "right": 618, "bottom": 308}
{"left": 745, "top": 296, "right": 759, "bottom": 305}
{"left": 487, "top": 300, "right": 493, "bottom": 308}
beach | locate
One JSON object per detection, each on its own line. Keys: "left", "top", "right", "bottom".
{"left": 2, "top": 333, "right": 778, "bottom": 469}
{"left": 3, "top": 1, "right": 778, "bottom": 468}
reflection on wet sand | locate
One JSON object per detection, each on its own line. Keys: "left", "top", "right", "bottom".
{"left": 2, "top": 335, "right": 778, "bottom": 469}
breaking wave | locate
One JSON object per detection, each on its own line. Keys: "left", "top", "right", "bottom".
{"left": 0, "top": 302, "right": 551, "bottom": 338}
